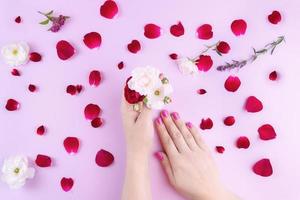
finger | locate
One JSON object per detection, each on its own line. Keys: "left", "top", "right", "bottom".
{"left": 154, "top": 152, "right": 175, "bottom": 185}
{"left": 170, "top": 112, "right": 198, "bottom": 151}
{"left": 160, "top": 110, "right": 189, "bottom": 153}
{"left": 155, "top": 117, "right": 178, "bottom": 156}
{"left": 185, "top": 122, "right": 209, "bottom": 151}
{"left": 121, "top": 93, "right": 140, "bottom": 124}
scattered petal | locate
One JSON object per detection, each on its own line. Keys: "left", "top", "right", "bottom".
{"left": 11, "top": 69, "right": 21, "bottom": 76}
{"left": 197, "top": 89, "right": 207, "bottom": 95}
{"left": 76, "top": 85, "right": 83, "bottom": 93}
{"left": 95, "top": 149, "right": 114, "bottom": 167}
{"left": 91, "top": 117, "right": 104, "bottom": 128}
{"left": 231, "top": 19, "right": 247, "bottom": 36}
{"left": 215, "top": 146, "right": 225, "bottom": 154}
{"left": 216, "top": 41, "right": 231, "bottom": 54}
{"left": 196, "top": 24, "right": 213, "bottom": 40}
{"left": 144, "top": 23, "right": 161, "bottom": 39}
{"left": 236, "top": 136, "right": 250, "bottom": 149}
{"left": 36, "top": 125, "right": 46, "bottom": 135}
{"left": 200, "top": 118, "right": 213, "bottom": 130}
{"left": 84, "top": 103, "right": 101, "bottom": 120}
{"left": 35, "top": 154, "right": 52, "bottom": 167}
{"left": 28, "top": 84, "right": 37, "bottom": 92}
{"left": 63, "top": 137, "right": 79, "bottom": 154}
{"left": 56, "top": 40, "right": 75, "bottom": 60}
{"left": 170, "top": 21, "right": 184, "bottom": 37}
{"left": 5, "top": 99, "right": 20, "bottom": 111}
{"left": 127, "top": 40, "right": 141, "bottom": 54}
{"left": 83, "top": 32, "right": 102, "bottom": 49}
{"left": 269, "top": 71, "right": 278, "bottom": 81}
{"left": 118, "top": 61, "right": 124, "bottom": 70}
{"left": 124, "top": 77, "right": 144, "bottom": 104}
{"left": 15, "top": 16, "right": 21, "bottom": 23}
{"left": 169, "top": 53, "right": 178, "bottom": 60}
{"left": 100, "top": 0, "right": 118, "bottom": 19}
{"left": 224, "top": 116, "right": 235, "bottom": 126}
{"left": 29, "top": 52, "right": 42, "bottom": 62}
{"left": 196, "top": 55, "right": 213, "bottom": 72}
{"left": 245, "top": 96, "right": 263, "bottom": 113}
{"left": 224, "top": 75, "right": 241, "bottom": 92}
{"left": 89, "top": 70, "right": 101, "bottom": 87}
{"left": 268, "top": 11, "right": 281, "bottom": 25}
{"left": 66, "top": 85, "right": 76, "bottom": 95}
{"left": 60, "top": 177, "right": 74, "bottom": 192}
{"left": 252, "top": 158, "right": 273, "bottom": 177}
{"left": 258, "top": 124, "right": 277, "bottom": 140}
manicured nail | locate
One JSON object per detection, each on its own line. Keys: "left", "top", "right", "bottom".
{"left": 155, "top": 117, "right": 162, "bottom": 125}
{"left": 186, "top": 122, "right": 193, "bottom": 128}
{"left": 171, "top": 112, "right": 180, "bottom": 120}
{"left": 154, "top": 152, "right": 164, "bottom": 161}
{"left": 161, "top": 110, "right": 169, "bottom": 118}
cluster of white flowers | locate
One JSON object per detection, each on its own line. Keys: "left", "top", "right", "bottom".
{"left": 128, "top": 66, "right": 173, "bottom": 109}
{"left": 1, "top": 42, "right": 30, "bottom": 67}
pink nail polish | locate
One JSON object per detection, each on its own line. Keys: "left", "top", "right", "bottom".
{"left": 186, "top": 122, "right": 193, "bottom": 128}
{"left": 155, "top": 117, "right": 162, "bottom": 125}
{"left": 161, "top": 110, "right": 169, "bottom": 118}
{"left": 171, "top": 112, "right": 180, "bottom": 120}
{"left": 154, "top": 152, "right": 164, "bottom": 161}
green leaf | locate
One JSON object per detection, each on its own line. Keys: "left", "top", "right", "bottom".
{"left": 45, "top": 10, "right": 53, "bottom": 16}
{"left": 39, "top": 19, "right": 49, "bottom": 25}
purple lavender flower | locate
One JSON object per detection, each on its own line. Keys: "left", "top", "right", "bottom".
{"left": 39, "top": 11, "right": 69, "bottom": 33}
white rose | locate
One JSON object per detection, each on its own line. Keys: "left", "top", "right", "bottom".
{"left": 145, "top": 81, "right": 173, "bottom": 109}
{"left": 1, "top": 155, "right": 35, "bottom": 189}
{"left": 176, "top": 57, "right": 198, "bottom": 75}
{"left": 128, "top": 66, "right": 161, "bottom": 95}
{"left": 1, "top": 42, "right": 30, "bottom": 67}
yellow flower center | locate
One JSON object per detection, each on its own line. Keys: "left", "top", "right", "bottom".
{"left": 154, "top": 90, "right": 160, "bottom": 96}
{"left": 14, "top": 167, "right": 20, "bottom": 174}
{"left": 12, "top": 49, "right": 19, "bottom": 56}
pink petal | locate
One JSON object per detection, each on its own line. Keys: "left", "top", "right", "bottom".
{"left": 200, "top": 118, "right": 213, "bottom": 130}
{"left": 84, "top": 103, "right": 101, "bottom": 120}
{"left": 236, "top": 136, "right": 250, "bottom": 149}
{"left": 63, "top": 137, "right": 80, "bottom": 154}
{"left": 66, "top": 85, "right": 77, "bottom": 95}
{"left": 11, "top": 69, "right": 21, "bottom": 76}
{"left": 35, "top": 154, "right": 52, "bottom": 167}
{"left": 60, "top": 177, "right": 74, "bottom": 192}
{"left": 224, "top": 75, "right": 241, "bottom": 92}
{"left": 223, "top": 116, "right": 235, "bottom": 126}
{"left": 196, "top": 55, "right": 213, "bottom": 72}
{"left": 196, "top": 24, "right": 213, "bottom": 40}
{"left": 197, "top": 89, "right": 207, "bottom": 95}
{"left": 216, "top": 41, "right": 231, "bottom": 54}
{"left": 29, "top": 52, "right": 42, "bottom": 62}
{"left": 15, "top": 16, "right": 21, "bottom": 23}
{"left": 231, "top": 19, "right": 247, "bottom": 36}
{"left": 215, "top": 146, "right": 225, "bottom": 154}
{"left": 269, "top": 71, "right": 278, "bottom": 81}
{"left": 5, "top": 99, "right": 20, "bottom": 111}
{"left": 169, "top": 53, "right": 178, "bottom": 60}
{"left": 28, "top": 84, "right": 37, "bottom": 92}
{"left": 170, "top": 21, "right": 184, "bottom": 37}
{"left": 118, "top": 61, "right": 124, "bottom": 70}
{"left": 91, "top": 117, "right": 104, "bottom": 128}
{"left": 100, "top": 0, "right": 118, "bottom": 19}
{"left": 127, "top": 40, "right": 141, "bottom": 54}
{"left": 36, "top": 125, "right": 46, "bottom": 135}
{"left": 89, "top": 70, "right": 101, "bottom": 87}
{"left": 56, "top": 40, "right": 75, "bottom": 60}
{"left": 268, "top": 11, "right": 281, "bottom": 25}
{"left": 76, "top": 85, "right": 83, "bottom": 93}
{"left": 252, "top": 158, "right": 273, "bottom": 177}
{"left": 245, "top": 96, "right": 263, "bottom": 113}
{"left": 95, "top": 149, "right": 114, "bottom": 167}
{"left": 258, "top": 124, "right": 277, "bottom": 140}
{"left": 83, "top": 32, "right": 102, "bottom": 49}
{"left": 144, "top": 23, "right": 161, "bottom": 39}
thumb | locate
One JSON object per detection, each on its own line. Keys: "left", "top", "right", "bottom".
{"left": 154, "top": 152, "right": 174, "bottom": 184}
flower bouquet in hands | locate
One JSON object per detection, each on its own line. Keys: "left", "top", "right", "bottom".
{"left": 124, "top": 66, "right": 173, "bottom": 110}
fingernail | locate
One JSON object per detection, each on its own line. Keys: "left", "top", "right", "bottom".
{"left": 186, "top": 122, "right": 193, "bottom": 128}
{"left": 154, "top": 152, "right": 164, "bottom": 161}
{"left": 161, "top": 110, "right": 169, "bottom": 118}
{"left": 155, "top": 117, "right": 162, "bottom": 125}
{"left": 171, "top": 112, "right": 180, "bottom": 120}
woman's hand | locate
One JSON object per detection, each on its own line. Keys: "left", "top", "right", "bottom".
{"left": 155, "top": 110, "right": 239, "bottom": 200}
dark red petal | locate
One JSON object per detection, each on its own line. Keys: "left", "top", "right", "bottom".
{"left": 56, "top": 40, "right": 75, "bottom": 60}
{"left": 76, "top": 85, "right": 83, "bottom": 93}
{"left": 269, "top": 71, "right": 278, "bottom": 81}
{"left": 124, "top": 77, "right": 144, "bottom": 104}
{"left": 224, "top": 75, "right": 241, "bottom": 92}
{"left": 95, "top": 149, "right": 114, "bottom": 167}
{"left": 216, "top": 41, "right": 231, "bottom": 54}
{"left": 100, "top": 0, "right": 118, "bottom": 19}
{"left": 231, "top": 19, "right": 247, "bottom": 36}
{"left": 196, "top": 24, "right": 213, "bottom": 40}
{"left": 268, "top": 11, "right": 281, "bottom": 25}
{"left": 83, "top": 32, "right": 102, "bottom": 49}
{"left": 28, "top": 84, "right": 37, "bottom": 92}
{"left": 258, "top": 124, "right": 277, "bottom": 140}
{"left": 169, "top": 53, "right": 178, "bottom": 60}
{"left": 15, "top": 16, "right": 21, "bottom": 23}
{"left": 224, "top": 116, "right": 235, "bottom": 126}
{"left": 60, "top": 177, "right": 74, "bottom": 192}
{"left": 127, "top": 40, "right": 141, "bottom": 54}
{"left": 66, "top": 85, "right": 76, "bottom": 95}
{"left": 36, "top": 125, "right": 46, "bottom": 135}
{"left": 252, "top": 158, "right": 273, "bottom": 177}
{"left": 215, "top": 146, "right": 225, "bottom": 154}
{"left": 5, "top": 99, "right": 20, "bottom": 111}
{"left": 197, "top": 89, "right": 207, "bottom": 95}
{"left": 84, "top": 103, "right": 101, "bottom": 120}
{"left": 89, "top": 70, "right": 101, "bottom": 87}
{"left": 91, "top": 117, "right": 104, "bottom": 128}
{"left": 11, "top": 69, "right": 21, "bottom": 76}
{"left": 118, "top": 61, "right": 124, "bottom": 70}
{"left": 35, "top": 154, "right": 52, "bottom": 167}
{"left": 245, "top": 96, "right": 263, "bottom": 113}
{"left": 29, "top": 52, "right": 42, "bottom": 62}
{"left": 170, "top": 21, "right": 184, "bottom": 37}
{"left": 196, "top": 55, "right": 213, "bottom": 72}
{"left": 236, "top": 136, "right": 250, "bottom": 149}
{"left": 144, "top": 23, "right": 161, "bottom": 39}
{"left": 63, "top": 137, "right": 80, "bottom": 154}
{"left": 200, "top": 118, "right": 213, "bottom": 130}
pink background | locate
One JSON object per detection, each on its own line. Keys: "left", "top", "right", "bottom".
{"left": 1, "top": 0, "right": 300, "bottom": 199}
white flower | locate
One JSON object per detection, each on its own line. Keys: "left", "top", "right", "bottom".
{"left": 128, "top": 66, "right": 161, "bottom": 96}
{"left": 1, "top": 155, "right": 35, "bottom": 189}
{"left": 1, "top": 42, "right": 30, "bottom": 67}
{"left": 176, "top": 57, "right": 198, "bottom": 75}
{"left": 145, "top": 81, "right": 173, "bottom": 109}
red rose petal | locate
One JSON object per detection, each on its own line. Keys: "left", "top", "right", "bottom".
{"left": 124, "top": 77, "right": 144, "bottom": 104}
{"left": 56, "top": 40, "right": 75, "bottom": 60}
{"left": 118, "top": 61, "right": 124, "bottom": 70}
{"left": 76, "top": 85, "right": 83, "bottom": 93}
{"left": 231, "top": 19, "right": 247, "bottom": 36}
{"left": 252, "top": 158, "right": 273, "bottom": 177}
{"left": 5, "top": 99, "right": 20, "bottom": 111}
{"left": 144, "top": 23, "right": 161, "bottom": 39}
{"left": 83, "top": 32, "right": 102, "bottom": 49}
{"left": 63, "top": 137, "right": 79, "bottom": 154}
{"left": 60, "top": 177, "right": 74, "bottom": 192}
{"left": 269, "top": 71, "right": 278, "bottom": 81}
{"left": 268, "top": 11, "right": 281, "bottom": 25}
{"left": 236, "top": 136, "right": 250, "bottom": 149}
{"left": 36, "top": 125, "right": 46, "bottom": 135}
{"left": 169, "top": 53, "right": 178, "bottom": 60}
{"left": 196, "top": 24, "right": 213, "bottom": 40}
{"left": 215, "top": 146, "right": 225, "bottom": 154}
{"left": 28, "top": 84, "right": 37, "bottom": 92}
{"left": 100, "top": 0, "right": 118, "bottom": 19}
{"left": 224, "top": 75, "right": 241, "bottom": 92}
{"left": 11, "top": 69, "right": 21, "bottom": 76}
{"left": 224, "top": 116, "right": 235, "bottom": 126}
{"left": 170, "top": 21, "right": 184, "bottom": 37}
{"left": 29, "top": 52, "right": 42, "bottom": 62}
{"left": 196, "top": 55, "right": 213, "bottom": 72}
{"left": 258, "top": 124, "right": 277, "bottom": 140}
{"left": 15, "top": 16, "right": 21, "bottom": 23}
{"left": 200, "top": 118, "right": 213, "bottom": 130}
{"left": 66, "top": 85, "right": 76, "bottom": 95}
{"left": 127, "top": 40, "right": 141, "bottom": 54}
{"left": 216, "top": 41, "right": 231, "bottom": 54}
{"left": 35, "top": 154, "right": 52, "bottom": 167}
{"left": 84, "top": 103, "right": 101, "bottom": 120}
{"left": 89, "top": 70, "right": 101, "bottom": 87}
{"left": 245, "top": 96, "right": 263, "bottom": 113}
{"left": 197, "top": 89, "right": 207, "bottom": 95}
{"left": 95, "top": 149, "right": 114, "bottom": 167}
{"left": 91, "top": 117, "right": 104, "bottom": 128}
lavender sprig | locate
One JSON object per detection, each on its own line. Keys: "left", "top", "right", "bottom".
{"left": 217, "top": 36, "right": 285, "bottom": 71}
{"left": 38, "top": 10, "right": 70, "bottom": 33}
